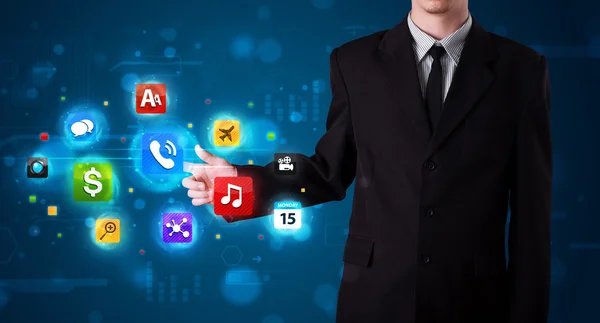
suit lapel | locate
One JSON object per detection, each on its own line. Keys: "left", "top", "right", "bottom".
{"left": 425, "top": 19, "right": 498, "bottom": 159}
{"left": 378, "top": 17, "right": 431, "bottom": 144}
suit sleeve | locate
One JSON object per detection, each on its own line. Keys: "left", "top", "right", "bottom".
{"left": 507, "top": 55, "right": 552, "bottom": 322}
{"left": 227, "top": 47, "right": 357, "bottom": 222}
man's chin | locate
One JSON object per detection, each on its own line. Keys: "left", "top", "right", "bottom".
{"left": 423, "top": 6, "right": 451, "bottom": 14}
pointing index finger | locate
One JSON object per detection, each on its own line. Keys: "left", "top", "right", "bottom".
{"left": 195, "top": 144, "right": 220, "bottom": 165}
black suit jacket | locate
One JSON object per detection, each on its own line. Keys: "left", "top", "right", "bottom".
{"left": 234, "top": 16, "right": 552, "bottom": 323}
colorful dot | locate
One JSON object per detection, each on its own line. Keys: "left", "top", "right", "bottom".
{"left": 258, "top": 235, "right": 263, "bottom": 240}
{"left": 248, "top": 160, "right": 253, "bottom": 165}
{"left": 57, "top": 233, "right": 62, "bottom": 238}
{"left": 103, "top": 101, "right": 109, "bottom": 106}
{"left": 248, "top": 101, "right": 254, "bottom": 108}
{"left": 47, "top": 205, "right": 58, "bottom": 216}
{"left": 60, "top": 96, "right": 66, "bottom": 101}
{"left": 121, "top": 137, "right": 126, "bottom": 142}
{"left": 215, "top": 234, "right": 221, "bottom": 239}
{"left": 140, "top": 249, "right": 145, "bottom": 255}
{"left": 266, "top": 131, "right": 276, "bottom": 141}
{"left": 29, "top": 195, "right": 37, "bottom": 203}
{"left": 300, "top": 188, "right": 306, "bottom": 193}
{"left": 205, "top": 99, "right": 211, "bottom": 104}
{"left": 188, "top": 123, "right": 193, "bottom": 128}
{"left": 128, "top": 188, "right": 134, "bottom": 193}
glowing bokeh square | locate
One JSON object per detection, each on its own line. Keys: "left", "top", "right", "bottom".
{"left": 60, "top": 96, "right": 66, "bottom": 101}
{"left": 216, "top": 234, "right": 221, "bottom": 239}
{"left": 266, "top": 131, "right": 276, "bottom": 141}
{"left": 214, "top": 120, "right": 240, "bottom": 146}
{"left": 187, "top": 123, "right": 193, "bottom": 128}
{"left": 128, "top": 188, "right": 134, "bottom": 193}
{"left": 248, "top": 160, "right": 253, "bottom": 165}
{"left": 300, "top": 188, "right": 306, "bottom": 193}
{"left": 29, "top": 195, "right": 37, "bottom": 203}
{"left": 47, "top": 205, "right": 58, "bottom": 216}
{"left": 103, "top": 101, "right": 109, "bottom": 106}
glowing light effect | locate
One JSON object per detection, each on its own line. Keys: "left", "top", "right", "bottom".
{"left": 261, "top": 206, "right": 314, "bottom": 241}
{"left": 151, "top": 202, "right": 204, "bottom": 254}
{"left": 20, "top": 148, "right": 72, "bottom": 192}
{"left": 63, "top": 155, "right": 122, "bottom": 211}
{"left": 57, "top": 104, "right": 109, "bottom": 150}
{"left": 88, "top": 210, "right": 130, "bottom": 254}
{"left": 127, "top": 122, "right": 198, "bottom": 193}
{"left": 206, "top": 116, "right": 279, "bottom": 159}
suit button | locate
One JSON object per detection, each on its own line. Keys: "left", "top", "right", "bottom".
{"left": 423, "top": 161, "right": 436, "bottom": 171}
{"left": 421, "top": 255, "right": 431, "bottom": 264}
{"left": 426, "top": 209, "right": 435, "bottom": 218}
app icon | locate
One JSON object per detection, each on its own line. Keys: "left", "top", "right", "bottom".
{"left": 70, "top": 119, "right": 94, "bottom": 137}
{"left": 274, "top": 201, "right": 302, "bottom": 229}
{"left": 274, "top": 153, "right": 297, "bottom": 175}
{"left": 142, "top": 133, "right": 183, "bottom": 174}
{"left": 213, "top": 120, "right": 240, "bottom": 146}
{"left": 95, "top": 218, "right": 120, "bottom": 243}
{"left": 74, "top": 163, "right": 113, "bottom": 202}
{"left": 136, "top": 83, "right": 166, "bottom": 114}
{"left": 214, "top": 177, "right": 253, "bottom": 216}
{"left": 162, "top": 213, "right": 193, "bottom": 243}
{"left": 27, "top": 157, "right": 48, "bottom": 178}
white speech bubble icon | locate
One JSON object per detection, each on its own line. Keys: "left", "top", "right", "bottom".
{"left": 70, "top": 121, "right": 87, "bottom": 137}
{"left": 81, "top": 119, "right": 94, "bottom": 133}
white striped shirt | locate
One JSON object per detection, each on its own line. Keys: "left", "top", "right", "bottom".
{"left": 407, "top": 13, "right": 472, "bottom": 101}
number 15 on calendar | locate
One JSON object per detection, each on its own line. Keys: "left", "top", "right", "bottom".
{"left": 274, "top": 201, "right": 302, "bottom": 230}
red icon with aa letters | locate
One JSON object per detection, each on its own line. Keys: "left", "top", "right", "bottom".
{"left": 136, "top": 83, "right": 166, "bottom": 114}
{"left": 214, "top": 177, "right": 254, "bottom": 217}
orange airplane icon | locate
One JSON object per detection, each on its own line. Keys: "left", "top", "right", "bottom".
{"left": 214, "top": 120, "right": 240, "bottom": 146}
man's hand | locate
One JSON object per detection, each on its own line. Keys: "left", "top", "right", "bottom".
{"left": 182, "top": 144, "right": 237, "bottom": 206}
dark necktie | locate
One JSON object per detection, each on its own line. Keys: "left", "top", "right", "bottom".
{"left": 426, "top": 45, "right": 446, "bottom": 133}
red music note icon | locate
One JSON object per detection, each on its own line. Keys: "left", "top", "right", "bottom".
{"left": 214, "top": 177, "right": 253, "bottom": 216}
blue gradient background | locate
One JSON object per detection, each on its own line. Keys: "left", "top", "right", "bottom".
{"left": 0, "top": 0, "right": 598, "bottom": 322}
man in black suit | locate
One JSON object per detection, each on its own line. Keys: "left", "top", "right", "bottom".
{"left": 182, "top": 0, "right": 552, "bottom": 322}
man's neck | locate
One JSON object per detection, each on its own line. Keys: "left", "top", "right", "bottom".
{"left": 409, "top": 8, "right": 470, "bottom": 40}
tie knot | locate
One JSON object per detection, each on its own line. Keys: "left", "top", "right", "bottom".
{"left": 429, "top": 45, "right": 446, "bottom": 61}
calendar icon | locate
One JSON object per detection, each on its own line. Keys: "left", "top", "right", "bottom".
{"left": 274, "top": 201, "right": 302, "bottom": 230}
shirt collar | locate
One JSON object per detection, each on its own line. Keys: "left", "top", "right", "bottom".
{"left": 407, "top": 13, "right": 472, "bottom": 65}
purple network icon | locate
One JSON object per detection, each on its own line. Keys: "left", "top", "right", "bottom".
{"left": 162, "top": 213, "right": 193, "bottom": 243}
